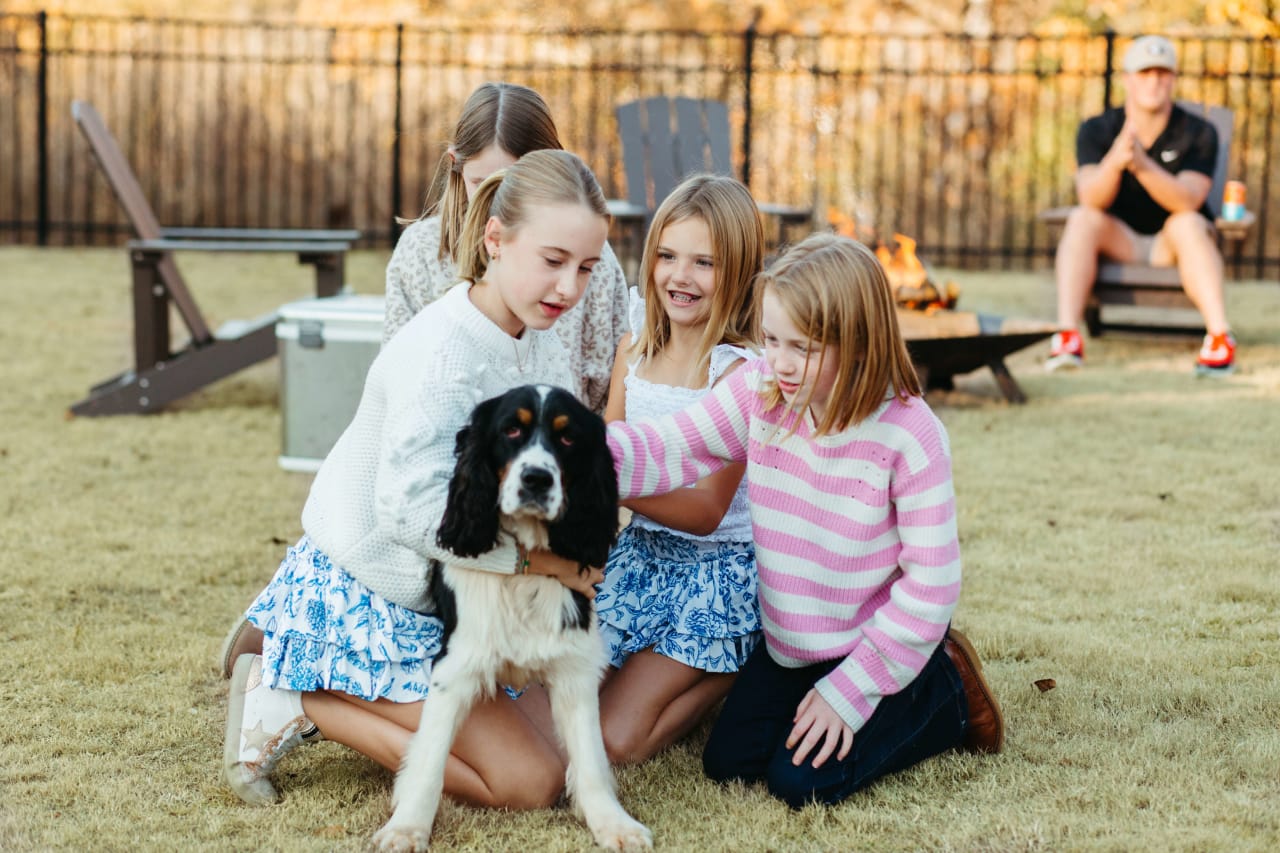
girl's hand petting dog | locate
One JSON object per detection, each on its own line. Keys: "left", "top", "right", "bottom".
{"left": 788, "top": 689, "right": 854, "bottom": 768}
{"left": 526, "top": 548, "right": 605, "bottom": 599}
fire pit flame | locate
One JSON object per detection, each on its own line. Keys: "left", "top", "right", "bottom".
{"left": 826, "top": 209, "right": 959, "bottom": 312}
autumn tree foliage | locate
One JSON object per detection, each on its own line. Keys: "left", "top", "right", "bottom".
{"left": 4, "top": 0, "right": 1278, "bottom": 35}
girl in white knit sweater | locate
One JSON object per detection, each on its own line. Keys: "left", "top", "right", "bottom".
{"left": 218, "top": 80, "right": 629, "bottom": 675}
{"left": 221, "top": 150, "right": 612, "bottom": 811}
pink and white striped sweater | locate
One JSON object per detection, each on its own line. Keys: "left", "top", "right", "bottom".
{"left": 607, "top": 358, "right": 961, "bottom": 732}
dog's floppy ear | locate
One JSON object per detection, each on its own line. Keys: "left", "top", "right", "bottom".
{"left": 548, "top": 393, "right": 620, "bottom": 569}
{"left": 436, "top": 397, "right": 503, "bottom": 557}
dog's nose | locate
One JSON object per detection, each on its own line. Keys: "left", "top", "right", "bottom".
{"left": 520, "top": 466, "right": 554, "bottom": 495}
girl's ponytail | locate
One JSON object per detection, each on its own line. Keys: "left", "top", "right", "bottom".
{"left": 435, "top": 152, "right": 470, "bottom": 260}
{"left": 455, "top": 169, "right": 508, "bottom": 283}
{"left": 395, "top": 148, "right": 459, "bottom": 234}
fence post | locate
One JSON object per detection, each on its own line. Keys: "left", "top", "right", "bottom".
{"left": 1102, "top": 28, "right": 1116, "bottom": 110}
{"left": 36, "top": 10, "right": 49, "bottom": 246}
{"left": 390, "top": 22, "right": 404, "bottom": 247}
{"left": 740, "top": 8, "right": 761, "bottom": 186}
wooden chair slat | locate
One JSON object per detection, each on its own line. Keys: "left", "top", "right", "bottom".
{"left": 613, "top": 96, "right": 813, "bottom": 234}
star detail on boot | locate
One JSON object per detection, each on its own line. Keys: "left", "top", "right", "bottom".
{"left": 242, "top": 719, "right": 274, "bottom": 755}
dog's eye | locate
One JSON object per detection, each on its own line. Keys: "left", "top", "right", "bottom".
{"left": 559, "top": 435, "right": 574, "bottom": 447}
{"left": 505, "top": 426, "right": 523, "bottom": 439}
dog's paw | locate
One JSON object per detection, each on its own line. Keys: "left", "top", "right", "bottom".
{"left": 590, "top": 814, "right": 652, "bottom": 852}
{"left": 370, "top": 824, "right": 432, "bottom": 853}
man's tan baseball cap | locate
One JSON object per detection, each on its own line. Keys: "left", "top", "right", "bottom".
{"left": 1123, "top": 35, "right": 1177, "bottom": 73}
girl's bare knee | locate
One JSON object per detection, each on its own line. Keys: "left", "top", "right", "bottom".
{"left": 601, "top": 717, "right": 646, "bottom": 766}
{"left": 603, "top": 735, "right": 633, "bottom": 767}
{"left": 487, "top": 756, "right": 564, "bottom": 809}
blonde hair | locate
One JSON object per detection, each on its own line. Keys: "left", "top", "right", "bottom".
{"left": 632, "top": 174, "right": 765, "bottom": 384}
{"left": 760, "top": 232, "right": 921, "bottom": 436}
{"left": 455, "top": 149, "right": 610, "bottom": 284}
{"left": 411, "top": 82, "right": 562, "bottom": 262}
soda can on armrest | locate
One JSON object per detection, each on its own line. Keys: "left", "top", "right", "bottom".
{"left": 1222, "top": 180, "right": 1246, "bottom": 221}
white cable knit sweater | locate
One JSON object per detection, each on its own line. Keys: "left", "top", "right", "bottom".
{"left": 300, "top": 282, "right": 573, "bottom": 612}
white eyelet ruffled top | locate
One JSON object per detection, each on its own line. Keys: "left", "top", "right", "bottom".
{"left": 623, "top": 294, "right": 754, "bottom": 542}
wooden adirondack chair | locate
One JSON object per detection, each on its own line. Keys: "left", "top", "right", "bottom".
{"left": 1039, "top": 102, "right": 1255, "bottom": 336}
{"left": 614, "top": 96, "right": 813, "bottom": 242}
{"left": 68, "top": 100, "right": 360, "bottom": 416}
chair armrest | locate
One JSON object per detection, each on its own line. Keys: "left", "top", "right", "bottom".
{"left": 758, "top": 202, "right": 812, "bottom": 224}
{"left": 606, "top": 199, "right": 649, "bottom": 223}
{"left": 129, "top": 238, "right": 349, "bottom": 298}
{"left": 1041, "top": 206, "right": 1253, "bottom": 245}
{"left": 159, "top": 227, "right": 359, "bottom": 244}
{"left": 1214, "top": 211, "right": 1255, "bottom": 243}
{"left": 1038, "top": 206, "right": 1072, "bottom": 228}
{"left": 129, "top": 238, "right": 351, "bottom": 254}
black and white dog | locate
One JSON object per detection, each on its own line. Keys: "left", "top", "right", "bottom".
{"left": 372, "top": 385, "right": 651, "bottom": 852}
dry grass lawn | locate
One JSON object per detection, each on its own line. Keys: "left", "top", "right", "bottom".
{"left": 1, "top": 246, "right": 1278, "bottom": 851}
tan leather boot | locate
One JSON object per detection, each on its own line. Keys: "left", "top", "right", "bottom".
{"left": 943, "top": 628, "right": 1005, "bottom": 753}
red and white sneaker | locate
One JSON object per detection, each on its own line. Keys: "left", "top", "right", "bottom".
{"left": 1195, "top": 331, "right": 1236, "bottom": 376}
{"left": 1045, "top": 329, "right": 1084, "bottom": 372}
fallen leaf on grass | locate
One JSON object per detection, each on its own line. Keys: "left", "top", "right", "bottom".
{"left": 1034, "top": 678, "right": 1056, "bottom": 692}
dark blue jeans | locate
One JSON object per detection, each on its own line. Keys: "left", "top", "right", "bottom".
{"left": 702, "top": 640, "right": 966, "bottom": 808}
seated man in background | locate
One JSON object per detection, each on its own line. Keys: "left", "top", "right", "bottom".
{"left": 1048, "top": 34, "right": 1235, "bottom": 376}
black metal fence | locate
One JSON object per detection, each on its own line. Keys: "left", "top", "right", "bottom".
{"left": 2, "top": 12, "right": 1278, "bottom": 275}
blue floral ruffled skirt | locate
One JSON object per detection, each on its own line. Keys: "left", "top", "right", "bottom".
{"left": 245, "top": 535, "right": 444, "bottom": 703}
{"left": 595, "top": 525, "right": 761, "bottom": 673}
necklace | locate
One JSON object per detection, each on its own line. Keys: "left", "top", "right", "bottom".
{"left": 511, "top": 330, "right": 530, "bottom": 372}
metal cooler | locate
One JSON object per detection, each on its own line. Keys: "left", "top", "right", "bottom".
{"left": 276, "top": 293, "right": 385, "bottom": 472}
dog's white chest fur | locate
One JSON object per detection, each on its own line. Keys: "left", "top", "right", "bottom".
{"left": 441, "top": 565, "right": 600, "bottom": 689}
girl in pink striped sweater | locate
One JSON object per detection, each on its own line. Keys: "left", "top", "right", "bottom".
{"left": 606, "top": 233, "right": 1003, "bottom": 806}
